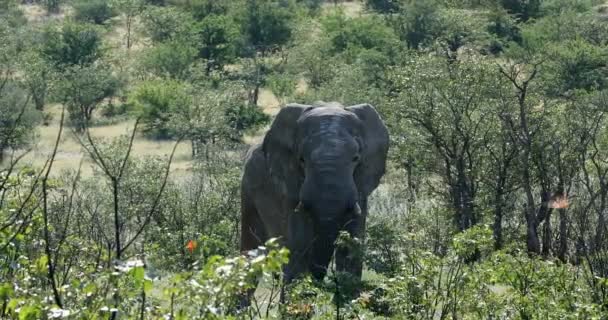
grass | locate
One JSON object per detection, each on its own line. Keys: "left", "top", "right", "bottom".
{"left": 3, "top": 104, "right": 194, "bottom": 177}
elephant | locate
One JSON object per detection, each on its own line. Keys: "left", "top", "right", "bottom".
{"left": 240, "top": 101, "right": 389, "bottom": 285}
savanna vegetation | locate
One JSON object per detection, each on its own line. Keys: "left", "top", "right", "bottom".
{"left": 2, "top": 0, "right": 608, "bottom": 318}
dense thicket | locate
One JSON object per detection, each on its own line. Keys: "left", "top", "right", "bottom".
{"left": 2, "top": 0, "right": 608, "bottom": 318}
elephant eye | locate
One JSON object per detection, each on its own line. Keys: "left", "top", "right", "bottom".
{"left": 352, "top": 155, "right": 360, "bottom": 162}
{"left": 299, "top": 156, "right": 305, "bottom": 164}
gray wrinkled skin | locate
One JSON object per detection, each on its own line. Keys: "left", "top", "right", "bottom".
{"left": 240, "top": 101, "right": 389, "bottom": 284}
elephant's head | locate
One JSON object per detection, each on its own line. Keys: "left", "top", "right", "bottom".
{"left": 262, "top": 102, "right": 389, "bottom": 279}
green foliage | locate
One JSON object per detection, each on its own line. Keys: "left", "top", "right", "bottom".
{"left": 5, "top": 1, "right": 608, "bottom": 318}
{"left": 241, "top": 0, "right": 294, "bottom": 55}
{"left": 543, "top": 39, "right": 608, "bottom": 96}
{"left": 267, "top": 73, "right": 296, "bottom": 104}
{"left": 296, "top": 0, "right": 323, "bottom": 14}
{"left": 43, "top": 0, "right": 61, "bottom": 14}
{"left": 225, "top": 103, "right": 270, "bottom": 137}
{"left": 186, "top": 0, "right": 230, "bottom": 20}
{"left": 195, "top": 13, "right": 241, "bottom": 74}
{"left": 540, "top": 0, "right": 602, "bottom": 15}
{"left": 0, "top": 82, "right": 40, "bottom": 160}
{"left": 73, "top": 0, "right": 117, "bottom": 25}
{"left": 501, "top": 0, "right": 541, "bottom": 22}
{"left": 141, "top": 6, "right": 195, "bottom": 43}
{"left": 485, "top": 7, "right": 522, "bottom": 53}
{"left": 323, "top": 14, "right": 400, "bottom": 61}
{"left": 129, "top": 79, "right": 192, "bottom": 139}
{"left": 139, "top": 40, "right": 197, "bottom": 79}
{"left": 57, "top": 64, "right": 120, "bottom": 130}
{"left": 41, "top": 22, "right": 103, "bottom": 69}
{"left": 365, "top": 0, "right": 400, "bottom": 14}
{"left": 394, "top": 0, "right": 442, "bottom": 49}
{"left": 365, "top": 220, "right": 403, "bottom": 276}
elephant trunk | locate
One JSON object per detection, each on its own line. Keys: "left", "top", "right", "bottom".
{"left": 311, "top": 220, "right": 339, "bottom": 280}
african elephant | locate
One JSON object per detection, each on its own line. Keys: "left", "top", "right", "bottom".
{"left": 240, "top": 101, "right": 389, "bottom": 283}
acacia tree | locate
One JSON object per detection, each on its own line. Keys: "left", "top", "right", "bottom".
{"left": 110, "top": 0, "right": 145, "bottom": 50}
{"left": 196, "top": 14, "right": 240, "bottom": 75}
{"left": 240, "top": 0, "right": 294, "bottom": 105}
{"left": 498, "top": 55, "right": 581, "bottom": 256}
{"left": 392, "top": 55, "right": 497, "bottom": 232}
{"left": 58, "top": 64, "right": 120, "bottom": 131}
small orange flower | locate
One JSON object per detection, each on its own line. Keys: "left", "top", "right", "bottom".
{"left": 186, "top": 240, "right": 197, "bottom": 254}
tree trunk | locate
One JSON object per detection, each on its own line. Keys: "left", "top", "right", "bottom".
{"left": 558, "top": 208, "right": 568, "bottom": 262}
{"left": 493, "top": 184, "right": 504, "bottom": 250}
{"left": 595, "top": 192, "right": 607, "bottom": 251}
{"left": 542, "top": 212, "right": 552, "bottom": 257}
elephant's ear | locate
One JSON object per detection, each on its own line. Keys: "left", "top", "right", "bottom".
{"left": 346, "top": 104, "right": 389, "bottom": 197}
{"left": 262, "top": 103, "right": 311, "bottom": 198}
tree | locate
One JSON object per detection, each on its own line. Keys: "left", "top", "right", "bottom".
{"left": 195, "top": 14, "right": 240, "bottom": 75}
{"left": 141, "top": 6, "right": 195, "bottom": 43}
{"left": 58, "top": 64, "right": 120, "bottom": 131}
{"left": 501, "top": 0, "right": 541, "bottom": 22}
{"left": 110, "top": 0, "right": 146, "bottom": 50}
{"left": 0, "top": 82, "right": 38, "bottom": 163}
{"left": 129, "top": 79, "right": 192, "bottom": 139}
{"left": 187, "top": 0, "right": 230, "bottom": 20}
{"left": 139, "top": 40, "right": 197, "bottom": 80}
{"left": 73, "top": 0, "right": 117, "bottom": 25}
{"left": 20, "top": 52, "right": 55, "bottom": 111}
{"left": 392, "top": 0, "right": 442, "bottom": 49}
{"left": 241, "top": 0, "right": 294, "bottom": 56}
{"left": 390, "top": 55, "right": 498, "bottom": 231}
{"left": 41, "top": 22, "right": 103, "bottom": 69}
{"left": 365, "top": 0, "right": 400, "bottom": 14}
{"left": 44, "top": 0, "right": 62, "bottom": 14}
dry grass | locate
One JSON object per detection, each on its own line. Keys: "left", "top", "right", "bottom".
{"left": 4, "top": 105, "right": 193, "bottom": 177}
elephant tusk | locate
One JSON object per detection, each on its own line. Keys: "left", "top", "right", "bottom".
{"left": 295, "top": 202, "right": 306, "bottom": 214}
{"left": 352, "top": 202, "right": 362, "bottom": 217}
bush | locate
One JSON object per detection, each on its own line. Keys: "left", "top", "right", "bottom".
{"left": 225, "top": 103, "right": 270, "bottom": 138}
{"left": 365, "top": 0, "right": 400, "bottom": 14}
{"left": 543, "top": 39, "right": 608, "bottom": 96}
{"left": 139, "top": 40, "right": 197, "bottom": 79}
{"left": 41, "top": 22, "right": 102, "bottom": 69}
{"left": 485, "top": 7, "right": 522, "bottom": 53}
{"left": 73, "top": 0, "right": 117, "bottom": 25}
{"left": 501, "top": 0, "right": 541, "bottom": 22}
{"left": 141, "top": 6, "right": 195, "bottom": 43}
{"left": 129, "top": 79, "right": 192, "bottom": 139}
{"left": 195, "top": 13, "right": 241, "bottom": 74}
{"left": 57, "top": 64, "right": 121, "bottom": 131}
{"left": 0, "top": 82, "right": 40, "bottom": 162}
{"left": 393, "top": 0, "right": 442, "bottom": 49}
{"left": 323, "top": 14, "right": 401, "bottom": 61}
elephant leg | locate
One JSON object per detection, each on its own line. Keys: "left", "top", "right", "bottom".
{"left": 335, "top": 200, "right": 368, "bottom": 282}
{"left": 239, "top": 191, "right": 267, "bottom": 309}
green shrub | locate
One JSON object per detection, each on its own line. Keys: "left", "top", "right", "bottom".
{"left": 501, "top": 0, "right": 541, "bottom": 22}
{"left": 129, "top": 79, "right": 192, "bottom": 139}
{"left": 73, "top": 0, "right": 117, "bottom": 25}
{"left": 141, "top": 6, "right": 195, "bottom": 43}
{"left": 393, "top": 0, "right": 443, "bottom": 49}
{"left": 41, "top": 22, "right": 102, "bottom": 69}
{"left": 139, "top": 40, "right": 197, "bottom": 79}
{"left": 544, "top": 39, "right": 608, "bottom": 96}
{"left": 225, "top": 103, "right": 270, "bottom": 138}
{"left": 322, "top": 13, "right": 401, "bottom": 61}
{"left": 365, "top": 0, "right": 400, "bottom": 14}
